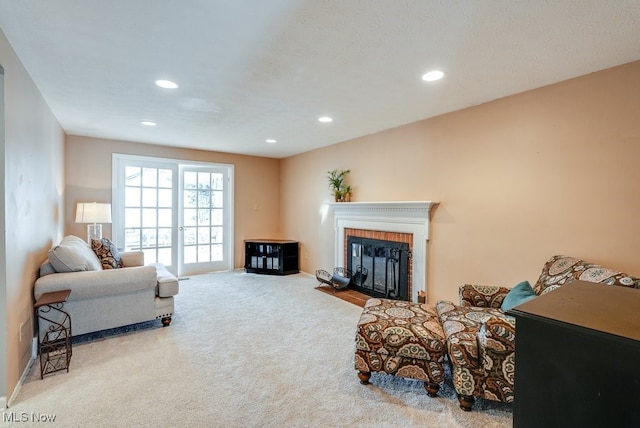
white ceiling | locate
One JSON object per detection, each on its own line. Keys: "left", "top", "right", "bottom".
{"left": 1, "top": 1, "right": 639, "bottom": 159}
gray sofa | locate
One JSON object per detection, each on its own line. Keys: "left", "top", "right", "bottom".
{"left": 34, "top": 235, "right": 179, "bottom": 336}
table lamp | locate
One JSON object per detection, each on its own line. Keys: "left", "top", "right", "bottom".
{"left": 75, "top": 202, "right": 112, "bottom": 243}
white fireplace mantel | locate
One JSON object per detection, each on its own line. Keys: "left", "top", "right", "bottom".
{"left": 331, "top": 201, "right": 438, "bottom": 302}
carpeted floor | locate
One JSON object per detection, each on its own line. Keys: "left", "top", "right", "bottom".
{"left": 4, "top": 271, "right": 512, "bottom": 427}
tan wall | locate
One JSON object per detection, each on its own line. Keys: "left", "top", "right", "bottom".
{"left": 65, "top": 136, "right": 281, "bottom": 269}
{"left": 1, "top": 30, "right": 66, "bottom": 403}
{"left": 281, "top": 61, "right": 640, "bottom": 304}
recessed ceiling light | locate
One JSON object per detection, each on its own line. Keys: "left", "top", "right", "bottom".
{"left": 155, "top": 79, "right": 179, "bottom": 89}
{"left": 318, "top": 116, "right": 333, "bottom": 123}
{"left": 266, "top": 139, "right": 277, "bottom": 144}
{"left": 422, "top": 70, "right": 444, "bottom": 82}
{"left": 140, "top": 120, "right": 157, "bottom": 126}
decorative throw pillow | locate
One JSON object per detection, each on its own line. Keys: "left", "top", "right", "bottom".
{"left": 91, "top": 238, "right": 123, "bottom": 269}
{"left": 49, "top": 235, "right": 103, "bottom": 272}
{"left": 501, "top": 280, "right": 537, "bottom": 311}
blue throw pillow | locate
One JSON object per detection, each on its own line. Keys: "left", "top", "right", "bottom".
{"left": 501, "top": 280, "right": 537, "bottom": 311}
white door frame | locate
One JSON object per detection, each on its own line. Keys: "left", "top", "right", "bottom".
{"left": 112, "top": 153, "right": 234, "bottom": 275}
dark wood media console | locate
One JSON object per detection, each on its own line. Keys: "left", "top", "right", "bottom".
{"left": 507, "top": 280, "right": 640, "bottom": 428}
{"left": 244, "top": 239, "right": 299, "bottom": 275}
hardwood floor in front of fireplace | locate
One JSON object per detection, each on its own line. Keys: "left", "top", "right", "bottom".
{"left": 314, "top": 285, "right": 370, "bottom": 308}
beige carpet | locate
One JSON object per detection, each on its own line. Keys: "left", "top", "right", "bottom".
{"left": 4, "top": 271, "right": 512, "bottom": 427}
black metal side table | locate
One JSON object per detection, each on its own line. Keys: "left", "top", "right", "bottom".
{"left": 35, "top": 289, "right": 72, "bottom": 379}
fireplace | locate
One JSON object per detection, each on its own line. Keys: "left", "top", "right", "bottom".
{"left": 331, "top": 201, "right": 437, "bottom": 303}
{"left": 347, "top": 235, "right": 410, "bottom": 300}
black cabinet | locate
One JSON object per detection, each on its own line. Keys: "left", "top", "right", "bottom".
{"left": 507, "top": 281, "right": 640, "bottom": 428}
{"left": 244, "top": 240, "right": 299, "bottom": 275}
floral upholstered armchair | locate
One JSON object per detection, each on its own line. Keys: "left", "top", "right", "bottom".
{"left": 436, "top": 255, "right": 640, "bottom": 411}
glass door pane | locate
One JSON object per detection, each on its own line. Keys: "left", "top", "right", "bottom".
{"left": 123, "top": 165, "right": 175, "bottom": 267}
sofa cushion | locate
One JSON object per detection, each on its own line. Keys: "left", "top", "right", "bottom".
{"left": 501, "top": 280, "right": 537, "bottom": 311}
{"left": 459, "top": 284, "right": 512, "bottom": 308}
{"left": 120, "top": 251, "right": 144, "bottom": 268}
{"left": 436, "top": 301, "right": 504, "bottom": 370}
{"left": 91, "top": 238, "right": 123, "bottom": 269}
{"left": 33, "top": 265, "right": 158, "bottom": 300}
{"left": 533, "top": 255, "right": 640, "bottom": 294}
{"left": 48, "top": 235, "right": 102, "bottom": 272}
{"left": 39, "top": 261, "right": 57, "bottom": 277}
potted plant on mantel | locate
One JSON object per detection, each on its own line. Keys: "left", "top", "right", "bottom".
{"left": 327, "top": 169, "right": 351, "bottom": 202}
{"left": 342, "top": 185, "right": 352, "bottom": 202}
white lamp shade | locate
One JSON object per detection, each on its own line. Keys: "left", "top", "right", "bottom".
{"left": 75, "top": 202, "right": 112, "bottom": 224}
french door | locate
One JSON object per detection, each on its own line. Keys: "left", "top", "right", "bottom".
{"left": 112, "top": 154, "right": 234, "bottom": 276}
{"left": 179, "top": 165, "right": 230, "bottom": 274}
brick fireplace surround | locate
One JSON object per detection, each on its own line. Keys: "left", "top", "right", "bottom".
{"left": 331, "top": 201, "right": 437, "bottom": 303}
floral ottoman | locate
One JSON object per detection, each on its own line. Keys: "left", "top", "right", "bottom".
{"left": 355, "top": 298, "right": 446, "bottom": 396}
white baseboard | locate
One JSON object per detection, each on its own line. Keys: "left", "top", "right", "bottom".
{"left": 6, "top": 338, "right": 37, "bottom": 408}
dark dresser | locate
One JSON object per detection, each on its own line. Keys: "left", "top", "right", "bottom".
{"left": 507, "top": 280, "right": 640, "bottom": 428}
